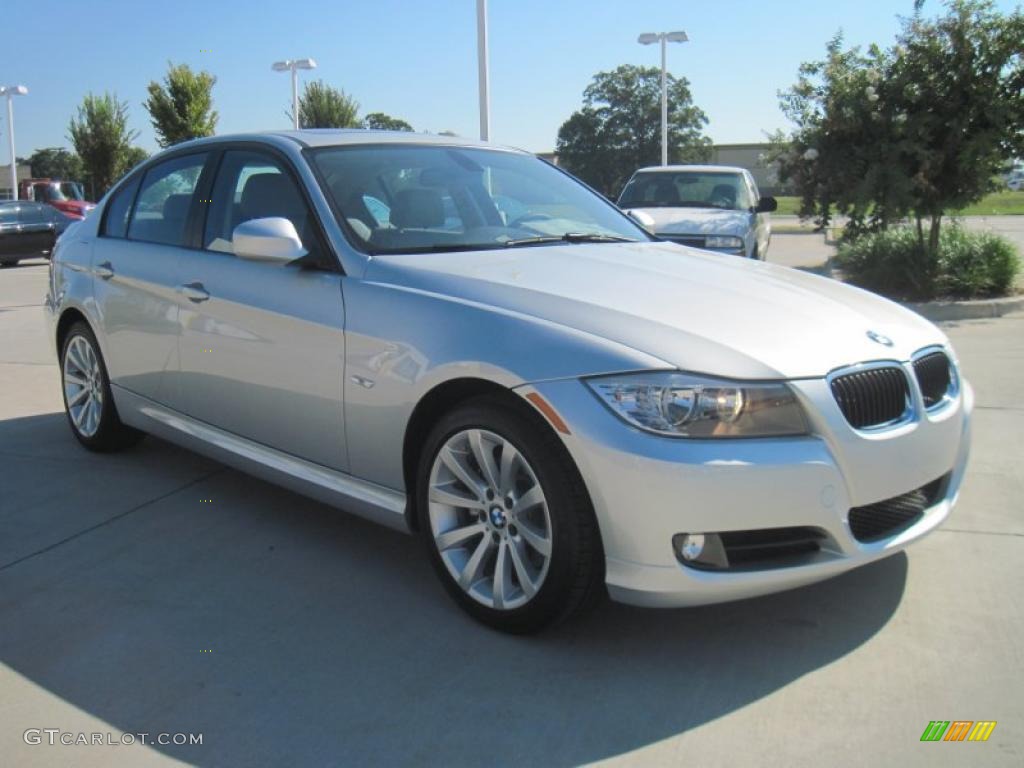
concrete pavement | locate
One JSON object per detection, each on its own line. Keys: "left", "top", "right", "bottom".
{"left": 1, "top": 258, "right": 1022, "bottom": 767}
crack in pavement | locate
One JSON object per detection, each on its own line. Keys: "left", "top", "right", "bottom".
{"left": 0, "top": 468, "right": 224, "bottom": 573}
{"left": 937, "top": 527, "right": 1024, "bottom": 538}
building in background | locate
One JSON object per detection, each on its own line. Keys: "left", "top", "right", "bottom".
{"left": 708, "top": 143, "right": 788, "bottom": 196}
{"left": 0, "top": 164, "right": 33, "bottom": 200}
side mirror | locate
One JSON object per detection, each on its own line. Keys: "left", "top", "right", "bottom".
{"left": 755, "top": 196, "right": 778, "bottom": 214}
{"left": 232, "top": 217, "right": 307, "bottom": 263}
{"left": 626, "top": 209, "right": 656, "bottom": 232}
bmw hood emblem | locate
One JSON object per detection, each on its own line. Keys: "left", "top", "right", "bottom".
{"left": 866, "top": 330, "right": 894, "bottom": 347}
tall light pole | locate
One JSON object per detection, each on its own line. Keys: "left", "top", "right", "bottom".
{"left": 0, "top": 85, "right": 28, "bottom": 200}
{"left": 272, "top": 59, "right": 317, "bottom": 130}
{"left": 476, "top": 0, "right": 490, "bottom": 141}
{"left": 637, "top": 31, "right": 688, "bottom": 166}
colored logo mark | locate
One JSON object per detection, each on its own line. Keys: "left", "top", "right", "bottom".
{"left": 920, "top": 721, "right": 997, "bottom": 742}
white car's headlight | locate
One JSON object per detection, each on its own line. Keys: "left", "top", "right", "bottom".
{"left": 584, "top": 372, "right": 808, "bottom": 438}
{"left": 705, "top": 235, "right": 743, "bottom": 250}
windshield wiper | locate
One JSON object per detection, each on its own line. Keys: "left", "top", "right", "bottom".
{"left": 368, "top": 243, "right": 510, "bottom": 255}
{"left": 504, "top": 233, "right": 635, "bottom": 247}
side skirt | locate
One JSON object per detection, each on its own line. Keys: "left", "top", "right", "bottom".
{"left": 114, "top": 386, "right": 411, "bottom": 533}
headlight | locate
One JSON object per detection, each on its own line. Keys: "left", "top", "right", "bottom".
{"left": 705, "top": 235, "right": 743, "bottom": 250}
{"left": 584, "top": 372, "right": 808, "bottom": 438}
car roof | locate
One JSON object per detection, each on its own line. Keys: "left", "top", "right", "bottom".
{"left": 169, "top": 129, "right": 528, "bottom": 153}
{"left": 632, "top": 165, "right": 748, "bottom": 175}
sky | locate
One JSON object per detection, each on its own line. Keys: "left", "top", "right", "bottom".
{"left": 3, "top": 0, "right": 1021, "bottom": 164}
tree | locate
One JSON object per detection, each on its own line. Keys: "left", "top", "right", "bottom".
{"left": 777, "top": 0, "right": 1024, "bottom": 283}
{"left": 144, "top": 62, "right": 218, "bottom": 148}
{"left": 293, "top": 80, "right": 360, "bottom": 129}
{"left": 556, "top": 64, "right": 712, "bottom": 196}
{"left": 67, "top": 93, "right": 139, "bottom": 198}
{"left": 121, "top": 146, "right": 150, "bottom": 173}
{"left": 27, "top": 147, "right": 84, "bottom": 180}
{"left": 363, "top": 112, "right": 413, "bottom": 131}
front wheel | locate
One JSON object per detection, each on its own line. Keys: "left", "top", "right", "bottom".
{"left": 416, "top": 396, "right": 603, "bottom": 633}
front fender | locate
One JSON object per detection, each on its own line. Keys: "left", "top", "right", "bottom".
{"left": 341, "top": 277, "right": 667, "bottom": 490}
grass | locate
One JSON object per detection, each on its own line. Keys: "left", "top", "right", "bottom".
{"left": 773, "top": 190, "right": 1024, "bottom": 218}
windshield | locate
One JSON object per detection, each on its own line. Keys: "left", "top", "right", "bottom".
{"left": 38, "top": 182, "right": 84, "bottom": 202}
{"left": 58, "top": 182, "right": 85, "bottom": 201}
{"left": 618, "top": 171, "right": 753, "bottom": 211}
{"left": 310, "top": 145, "right": 650, "bottom": 255}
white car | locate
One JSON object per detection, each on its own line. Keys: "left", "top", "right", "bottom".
{"left": 618, "top": 165, "right": 776, "bottom": 259}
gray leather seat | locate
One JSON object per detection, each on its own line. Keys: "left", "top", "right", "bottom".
{"left": 390, "top": 189, "right": 445, "bottom": 230}
{"left": 239, "top": 173, "right": 308, "bottom": 235}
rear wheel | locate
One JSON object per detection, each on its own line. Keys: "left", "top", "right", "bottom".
{"left": 416, "top": 396, "right": 602, "bottom": 633}
{"left": 60, "top": 321, "right": 144, "bottom": 451}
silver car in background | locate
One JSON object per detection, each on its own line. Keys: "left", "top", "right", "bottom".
{"left": 46, "top": 131, "right": 971, "bottom": 633}
{"left": 618, "top": 165, "right": 777, "bottom": 259}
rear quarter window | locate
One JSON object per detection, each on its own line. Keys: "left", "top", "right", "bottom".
{"left": 102, "top": 176, "right": 142, "bottom": 239}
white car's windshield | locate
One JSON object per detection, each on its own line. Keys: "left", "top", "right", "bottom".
{"left": 311, "top": 144, "right": 650, "bottom": 255}
{"left": 619, "top": 171, "right": 753, "bottom": 211}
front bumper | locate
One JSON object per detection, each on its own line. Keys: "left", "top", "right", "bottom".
{"left": 521, "top": 369, "right": 973, "bottom": 608}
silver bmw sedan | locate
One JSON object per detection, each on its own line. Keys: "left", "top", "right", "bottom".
{"left": 45, "top": 131, "right": 972, "bottom": 633}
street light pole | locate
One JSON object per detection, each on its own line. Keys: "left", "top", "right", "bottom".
{"left": 660, "top": 35, "right": 667, "bottom": 167}
{"left": 291, "top": 68, "right": 299, "bottom": 131}
{"left": 272, "top": 59, "right": 317, "bottom": 130}
{"left": 0, "top": 85, "right": 27, "bottom": 201}
{"left": 637, "top": 31, "right": 688, "bottom": 166}
{"left": 476, "top": 0, "right": 490, "bottom": 141}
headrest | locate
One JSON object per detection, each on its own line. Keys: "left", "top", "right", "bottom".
{"left": 653, "top": 180, "right": 680, "bottom": 203}
{"left": 241, "top": 173, "right": 304, "bottom": 221}
{"left": 163, "top": 194, "right": 192, "bottom": 221}
{"left": 711, "top": 184, "right": 737, "bottom": 202}
{"left": 391, "top": 189, "right": 445, "bottom": 229}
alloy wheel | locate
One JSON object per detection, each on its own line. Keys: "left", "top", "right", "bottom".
{"left": 427, "top": 428, "right": 553, "bottom": 611}
{"left": 63, "top": 335, "right": 104, "bottom": 438}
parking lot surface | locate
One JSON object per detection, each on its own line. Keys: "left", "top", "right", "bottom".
{"left": 2, "top": 250, "right": 1021, "bottom": 767}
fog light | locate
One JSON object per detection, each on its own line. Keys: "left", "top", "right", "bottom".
{"left": 678, "top": 533, "right": 705, "bottom": 561}
{"left": 672, "top": 532, "right": 729, "bottom": 569}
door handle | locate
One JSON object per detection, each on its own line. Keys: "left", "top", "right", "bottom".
{"left": 179, "top": 282, "right": 210, "bottom": 303}
{"left": 95, "top": 261, "right": 114, "bottom": 280}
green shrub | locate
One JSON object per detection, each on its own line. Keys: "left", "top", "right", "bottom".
{"left": 835, "top": 224, "right": 1020, "bottom": 300}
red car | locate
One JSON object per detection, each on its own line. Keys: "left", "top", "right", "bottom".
{"left": 18, "top": 179, "right": 96, "bottom": 220}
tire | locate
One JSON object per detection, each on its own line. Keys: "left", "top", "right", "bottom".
{"left": 60, "top": 321, "right": 145, "bottom": 452}
{"left": 416, "top": 394, "right": 603, "bottom": 634}
{"left": 750, "top": 246, "right": 760, "bottom": 260}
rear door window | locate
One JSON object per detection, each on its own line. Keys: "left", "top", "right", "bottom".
{"left": 127, "top": 153, "right": 208, "bottom": 246}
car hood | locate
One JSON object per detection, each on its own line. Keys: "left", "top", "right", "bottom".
{"left": 624, "top": 206, "right": 751, "bottom": 237}
{"left": 365, "top": 241, "right": 947, "bottom": 380}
